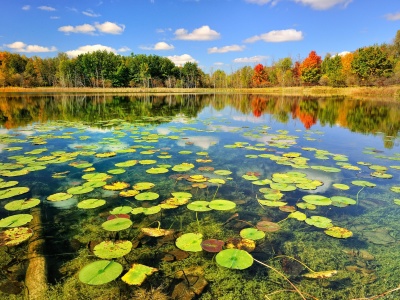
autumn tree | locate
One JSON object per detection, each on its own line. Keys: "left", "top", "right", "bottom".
{"left": 252, "top": 63, "right": 268, "bottom": 87}
{"left": 321, "top": 54, "right": 346, "bottom": 87}
{"left": 351, "top": 46, "right": 393, "bottom": 85}
{"left": 300, "top": 51, "right": 322, "bottom": 85}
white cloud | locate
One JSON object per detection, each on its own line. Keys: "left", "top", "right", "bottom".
{"left": 82, "top": 10, "right": 101, "bottom": 17}
{"left": 385, "top": 12, "right": 400, "bottom": 21}
{"left": 95, "top": 21, "right": 125, "bottom": 34}
{"left": 5, "top": 41, "right": 57, "bottom": 53}
{"left": 337, "top": 51, "right": 350, "bottom": 56}
{"left": 118, "top": 46, "right": 131, "bottom": 52}
{"left": 166, "top": 54, "right": 197, "bottom": 66}
{"left": 174, "top": 25, "right": 220, "bottom": 41}
{"left": 58, "top": 24, "right": 96, "bottom": 34}
{"left": 244, "top": 29, "right": 303, "bottom": 43}
{"left": 293, "top": 0, "right": 352, "bottom": 10}
{"left": 38, "top": 6, "right": 56, "bottom": 11}
{"left": 233, "top": 55, "right": 268, "bottom": 63}
{"left": 65, "top": 44, "right": 117, "bottom": 57}
{"left": 141, "top": 42, "right": 174, "bottom": 51}
{"left": 22, "top": 5, "right": 30, "bottom": 10}
{"left": 156, "top": 28, "right": 172, "bottom": 33}
{"left": 214, "top": 62, "right": 224, "bottom": 66}
{"left": 58, "top": 22, "right": 124, "bottom": 35}
{"left": 208, "top": 44, "right": 245, "bottom": 54}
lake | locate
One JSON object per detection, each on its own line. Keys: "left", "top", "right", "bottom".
{"left": 0, "top": 93, "right": 399, "bottom": 300}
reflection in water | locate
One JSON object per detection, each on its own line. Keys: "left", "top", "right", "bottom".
{"left": 1, "top": 94, "right": 399, "bottom": 148}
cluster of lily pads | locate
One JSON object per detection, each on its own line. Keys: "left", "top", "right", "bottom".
{"left": 0, "top": 115, "right": 399, "bottom": 298}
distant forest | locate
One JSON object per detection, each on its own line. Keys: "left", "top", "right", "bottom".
{"left": 1, "top": 30, "right": 399, "bottom": 89}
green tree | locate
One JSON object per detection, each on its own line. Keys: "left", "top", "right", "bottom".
{"left": 351, "top": 46, "right": 393, "bottom": 85}
{"left": 321, "top": 54, "right": 346, "bottom": 87}
{"left": 300, "top": 51, "right": 322, "bottom": 85}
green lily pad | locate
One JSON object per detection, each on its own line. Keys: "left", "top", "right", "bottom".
{"left": 214, "top": 170, "right": 232, "bottom": 176}
{"left": 311, "top": 166, "right": 341, "bottom": 173}
{"left": 172, "top": 163, "right": 195, "bottom": 172}
{"left": 208, "top": 178, "right": 226, "bottom": 185}
{"left": 176, "top": 233, "right": 203, "bottom": 252}
{"left": 0, "top": 181, "right": 19, "bottom": 189}
{"left": 110, "top": 206, "right": 132, "bottom": 214}
{"left": 351, "top": 180, "right": 376, "bottom": 188}
{"left": 77, "top": 199, "right": 106, "bottom": 209}
{"left": 115, "top": 160, "right": 138, "bottom": 167}
{"left": 258, "top": 200, "right": 287, "bottom": 207}
{"left": 0, "top": 227, "right": 33, "bottom": 246}
{"left": 101, "top": 218, "right": 133, "bottom": 231}
{"left": 47, "top": 192, "right": 73, "bottom": 202}
{"left": 288, "top": 211, "right": 307, "bottom": 221}
{"left": 107, "top": 169, "right": 126, "bottom": 175}
{"left": 394, "top": 199, "right": 400, "bottom": 205}
{"left": 296, "top": 202, "right": 316, "bottom": 210}
{"left": 324, "top": 226, "right": 353, "bottom": 239}
{"left": 171, "top": 192, "right": 193, "bottom": 200}
{"left": 332, "top": 183, "right": 350, "bottom": 190}
{"left": 146, "top": 167, "right": 169, "bottom": 174}
{"left": 133, "top": 182, "right": 155, "bottom": 190}
{"left": 240, "top": 228, "right": 265, "bottom": 240}
{"left": 131, "top": 206, "right": 161, "bottom": 215}
{"left": 270, "top": 183, "right": 296, "bottom": 192}
{"left": 139, "top": 159, "right": 157, "bottom": 165}
{"left": 0, "top": 187, "right": 30, "bottom": 200}
{"left": 82, "top": 172, "right": 112, "bottom": 181}
{"left": 67, "top": 185, "right": 94, "bottom": 195}
{"left": 135, "top": 192, "right": 159, "bottom": 201}
{"left": 83, "top": 181, "right": 107, "bottom": 188}
{"left": 0, "top": 214, "right": 33, "bottom": 228}
{"left": 187, "top": 201, "right": 212, "bottom": 212}
{"left": 209, "top": 199, "right": 236, "bottom": 211}
{"left": 391, "top": 186, "right": 400, "bottom": 193}
{"left": 252, "top": 179, "right": 272, "bottom": 186}
{"left": 242, "top": 174, "right": 259, "bottom": 181}
{"left": 302, "top": 195, "right": 332, "bottom": 206}
{"left": 121, "top": 264, "right": 158, "bottom": 286}
{"left": 79, "top": 260, "right": 123, "bottom": 285}
{"left": 216, "top": 249, "right": 254, "bottom": 270}
{"left": 330, "top": 196, "right": 356, "bottom": 207}
{"left": 93, "top": 240, "right": 133, "bottom": 259}
{"left": 305, "top": 216, "right": 333, "bottom": 228}
{"left": 370, "top": 172, "right": 392, "bottom": 179}
{"left": 4, "top": 198, "right": 40, "bottom": 211}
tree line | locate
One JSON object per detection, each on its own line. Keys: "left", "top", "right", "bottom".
{"left": 1, "top": 30, "right": 399, "bottom": 89}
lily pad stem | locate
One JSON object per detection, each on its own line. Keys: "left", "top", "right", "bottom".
{"left": 196, "top": 212, "right": 201, "bottom": 233}
{"left": 255, "top": 194, "right": 266, "bottom": 211}
{"left": 212, "top": 184, "right": 220, "bottom": 200}
{"left": 356, "top": 186, "right": 365, "bottom": 205}
{"left": 253, "top": 258, "right": 306, "bottom": 300}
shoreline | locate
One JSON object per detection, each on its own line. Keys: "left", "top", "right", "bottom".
{"left": 1, "top": 86, "right": 400, "bottom": 101}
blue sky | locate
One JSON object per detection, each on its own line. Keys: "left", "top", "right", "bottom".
{"left": 1, "top": 0, "right": 400, "bottom": 72}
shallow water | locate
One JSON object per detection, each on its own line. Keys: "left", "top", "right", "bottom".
{"left": 0, "top": 94, "right": 399, "bottom": 299}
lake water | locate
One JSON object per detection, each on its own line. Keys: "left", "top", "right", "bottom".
{"left": 0, "top": 94, "right": 399, "bottom": 299}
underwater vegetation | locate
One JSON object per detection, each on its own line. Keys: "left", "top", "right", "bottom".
{"left": 0, "top": 95, "right": 399, "bottom": 299}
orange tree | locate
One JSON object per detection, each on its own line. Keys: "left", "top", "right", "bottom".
{"left": 300, "top": 51, "right": 322, "bottom": 85}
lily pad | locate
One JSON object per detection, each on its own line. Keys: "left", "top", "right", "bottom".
{"left": 187, "top": 201, "right": 212, "bottom": 212}
{"left": 135, "top": 192, "right": 159, "bottom": 201}
{"left": 146, "top": 167, "right": 169, "bottom": 174}
{"left": 115, "top": 160, "right": 138, "bottom": 167}
{"left": 256, "top": 221, "right": 281, "bottom": 232}
{"left": 67, "top": 185, "right": 94, "bottom": 195}
{"left": 119, "top": 190, "right": 140, "bottom": 197}
{"left": 93, "top": 240, "right": 133, "bottom": 259}
{"left": 133, "top": 182, "right": 155, "bottom": 190}
{"left": 288, "top": 211, "right": 307, "bottom": 221}
{"left": 77, "top": 199, "right": 106, "bottom": 209}
{"left": 110, "top": 206, "right": 132, "bottom": 214}
{"left": 176, "top": 233, "right": 203, "bottom": 252}
{"left": 101, "top": 218, "right": 133, "bottom": 231}
{"left": 141, "top": 227, "right": 174, "bottom": 237}
{"left": 209, "top": 199, "right": 236, "bottom": 211}
{"left": 4, "top": 198, "right": 40, "bottom": 211}
{"left": 214, "top": 170, "right": 232, "bottom": 176}
{"left": 201, "top": 239, "right": 225, "bottom": 252}
{"left": 324, "top": 226, "right": 353, "bottom": 238}
{"left": 121, "top": 264, "right": 158, "bottom": 286}
{"left": 351, "top": 180, "right": 376, "bottom": 188}
{"left": 103, "top": 182, "right": 130, "bottom": 191}
{"left": 0, "top": 187, "right": 30, "bottom": 200}
{"left": 330, "top": 196, "right": 356, "bottom": 207}
{"left": 215, "top": 249, "right": 253, "bottom": 270}
{"left": 302, "top": 195, "right": 332, "bottom": 206}
{"left": 0, "top": 214, "right": 33, "bottom": 228}
{"left": 79, "top": 260, "right": 123, "bottom": 285}
{"left": 0, "top": 181, "right": 19, "bottom": 189}
{"left": 0, "top": 227, "right": 33, "bottom": 246}
{"left": 240, "top": 228, "right": 265, "bottom": 241}
{"left": 332, "top": 183, "right": 350, "bottom": 190}
{"left": 305, "top": 216, "right": 333, "bottom": 228}
{"left": 47, "top": 192, "right": 72, "bottom": 202}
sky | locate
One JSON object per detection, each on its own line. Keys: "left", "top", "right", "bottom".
{"left": 1, "top": 0, "right": 400, "bottom": 73}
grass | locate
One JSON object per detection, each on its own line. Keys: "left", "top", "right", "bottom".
{"left": 1, "top": 85, "right": 400, "bottom": 101}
